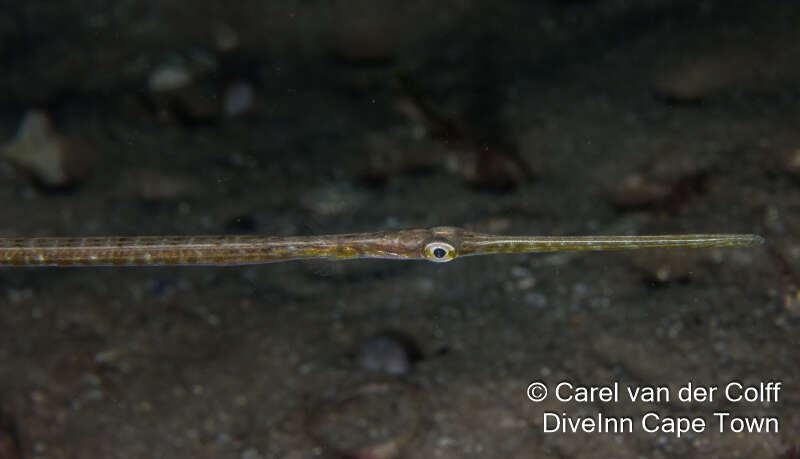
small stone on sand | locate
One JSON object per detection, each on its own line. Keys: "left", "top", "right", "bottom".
{"left": 2, "top": 110, "right": 91, "bottom": 187}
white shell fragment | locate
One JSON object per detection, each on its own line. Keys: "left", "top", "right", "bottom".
{"left": 148, "top": 63, "right": 193, "bottom": 93}
{"left": 2, "top": 110, "right": 92, "bottom": 187}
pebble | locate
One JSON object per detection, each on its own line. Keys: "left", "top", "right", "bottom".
{"left": 306, "top": 381, "right": 419, "bottom": 459}
{"left": 359, "top": 338, "right": 408, "bottom": 375}
{"left": 223, "top": 81, "right": 255, "bottom": 118}
{"left": 2, "top": 110, "right": 93, "bottom": 187}
{"left": 148, "top": 63, "right": 193, "bottom": 93}
{"left": 148, "top": 50, "right": 217, "bottom": 94}
{"left": 357, "top": 332, "right": 421, "bottom": 375}
{"left": 148, "top": 52, "right": 221, "bottom": 121}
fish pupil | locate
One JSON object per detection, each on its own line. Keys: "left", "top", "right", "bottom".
{"left": 433, "top": 248, "right": 446, "bottom": 258}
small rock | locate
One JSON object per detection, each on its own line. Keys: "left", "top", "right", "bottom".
{"left": 148, "top": 63, "right": 193, "bottom": 93}
{"left": 306, "top": 381, "right": 419, "bottom": 459}
{"left": 223, "top": 81, "right": 255, "bottom": 118}
{"left": 357, "top": 332, "right": 422, "bottom": 375}
{"left": 148, "top": 53, "right": 221, "bottom": 121}
{"left": 149, "top": 51, "right": 217, "bottom": 94}
{"left": 2, "top": 110, "right": 93, "bottom": 187}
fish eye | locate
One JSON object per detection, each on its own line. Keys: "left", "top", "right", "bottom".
{"left": 423, "top": 241, "right": 456, "bottom": 263}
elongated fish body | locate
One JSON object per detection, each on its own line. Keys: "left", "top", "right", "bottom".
{"left": 0, "top": 226, "right": 764, "bottom": 267}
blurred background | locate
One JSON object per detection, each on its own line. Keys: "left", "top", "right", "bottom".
{"left": 0, "top": 0, "right": 798, "bottom": 457}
